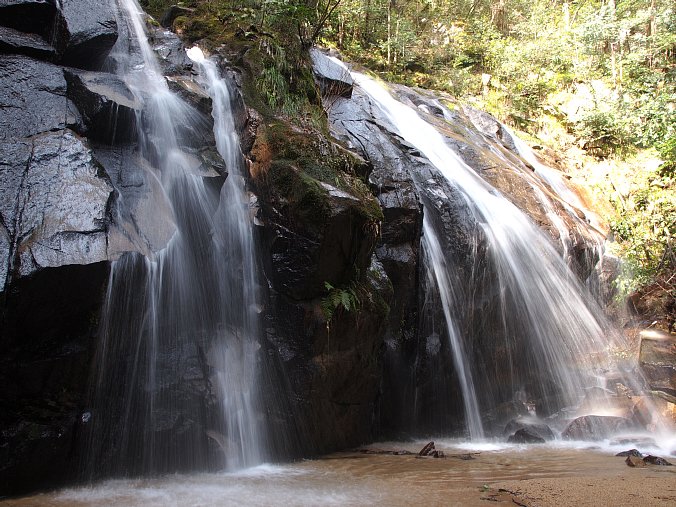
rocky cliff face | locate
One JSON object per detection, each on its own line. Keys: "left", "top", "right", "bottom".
{"left": 1, "top": 0, "right": 120, "bottom": 494}
{"left": 0, "top": 0, "right": 219, "bottom": 494}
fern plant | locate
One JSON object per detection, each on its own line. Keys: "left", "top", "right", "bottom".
{"left": 321, "top": 281, "right": 360, "bottom": 322}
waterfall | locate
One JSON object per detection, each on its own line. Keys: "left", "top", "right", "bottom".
{"left": 353, "top": 73, "right": 625, "bottom": 436}
{"left": 186, "top": 46, "right": 265, "bottom": 470}
{"left": 85, "top": 0, "right": 265, "bottom": 476}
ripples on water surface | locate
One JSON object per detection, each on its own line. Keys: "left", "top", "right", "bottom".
{"left": 3, "top": 440, "right": 674, "bottom": 506}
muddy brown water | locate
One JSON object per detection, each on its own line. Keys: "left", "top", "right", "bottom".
{"left": 3, "top": 440, "right": 675, "bottom": 506}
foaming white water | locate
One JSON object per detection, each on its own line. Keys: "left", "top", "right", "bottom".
{"left": 436, "top": 435, "right": 676, "bottom": 456}
{"left": 185, "top": 45, "right": 205, "bottom": 63}
{"left": 353, "top": 73, "right": 624, "bottom": 437}
{"left": 53, "top": 469, "right": 378, "bottom": 507}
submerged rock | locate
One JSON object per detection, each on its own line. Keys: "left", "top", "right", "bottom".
{"left": 504, "top": 420, "right": 555, "bottom": 441}
{"left": 507, "top": 428, "right": 546, "bottom": 444}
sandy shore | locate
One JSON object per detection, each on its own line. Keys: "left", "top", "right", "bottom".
{"left": 485, "top": 468, "right": 676, "bottom": 506}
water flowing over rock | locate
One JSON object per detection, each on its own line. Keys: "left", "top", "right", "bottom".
{"left": 313, "top": 49, "right": 634, "bottom": 440}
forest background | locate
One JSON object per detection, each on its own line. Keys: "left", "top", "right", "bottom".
{"left": 144, "top": 0, "right": 674, "bottom": 322}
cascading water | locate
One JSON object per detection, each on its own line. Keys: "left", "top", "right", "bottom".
{"left": 85, "top": 0, "right": 266, "bottom": 476}
{"left": 186, "top": 45, "right": 265, "bottom": 470}
{"left": 353, "top": 73, "right": 625, "bottom": 437}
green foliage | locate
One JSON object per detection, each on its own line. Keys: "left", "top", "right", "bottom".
{"left": 258, "top": 63, "right": 288, "bottom": 110}
{"left": 608, "top": 159, "right": 675, "bottom": 295}
{"left": 657, "top": 137, "right": 676, "bottom": 177}
{"left": 574, "top": 109, "right": 632, "bottom": 158}
{"left": 321, "top": 281, "right": 360, "bottom": 322}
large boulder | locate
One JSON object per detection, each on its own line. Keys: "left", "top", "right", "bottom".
{"left": 562, "top": 415, "right": 632, "bottom": 440}
{"left": 508, "top": 428, "right": 545, "bottom": 444}
{"left": 504, "top": 419, "right": 555, "bottom": 441}
{"left": 0, "top": 0, "right": 118, "bottom": 69}
{"left": 0, "top": 131, "right": 114, "bottom": 291}
{"left": 0, "top": 0, "right": 60, "bottom": 41}
{"left": 310, "top": 48, "right": 353, "bottom": 98}
{"left": 0, "top": 55, "right": 82, "bottom": 141}
{"left": 56, "top": 0, "right": 118, "bottom": 69}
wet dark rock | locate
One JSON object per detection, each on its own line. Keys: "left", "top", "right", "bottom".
{"left": 562, "top": 415, "right": 632, "bottom": 440}
{"left": 261, "top": 174, "right": 379, "bottom": 300}
{"left": 57, "top": 0, "right": 118, "bottom": 70}
{"left": 147, "top": 23, "right": 193, "bottom": 75}
{"left": 616, "top": 449, "right": 642, "bottom": 457}
{"left": 64, "top": 69, "right": 141, "bottom": 143}
{"left": 166, "top": 74, "right": 212, "bottom": 114}
{"left": 504, "top": 420, "right": 555, "bottom": 441}
{"left": 483, "top": 402, "right": 530, "bottom": 434}
{"left": 643, "top": 455, "right": 672, "bottom": 466}
{"left": 0, "top": 0, "right": 117, "bottom": 69}
{"left": 0, "top": 55, "right": 82, "bottom": 141}
{"left": 0, "top": 25, "right": 57, "bottom": 60}
{"left": 0, "top": 0, "right": 59, "bottom": 41}
{"left": 416, "top": 442, "right": 446, "bottom": 458}
{"left": 462, "top": 105, "right": 517, "bottom": 152}
{"left": 0, "top": 2, "right": 232, "bottom": 495}
{"left": 92, "top": 146, "right": 177, "bottom": 259}
{"left": 259, "top": 261, "right": 391, "bottom": 457}
{"left": 0, "top": 261, "right": 109, "bottom": 497}
{"left": 418, "top": 441, "right": 435, "bottom": 456}
{"left": 0, "top": 131, "right": 114, "bottom": 291}
{"left": 310, "top": 48, "right": 353, "bottom": 98}
{"left": 322, "top": 83, "right": 424, "bottom": 435}
{"left": 507, "top": 428, "right": 546, "bottom": 444}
